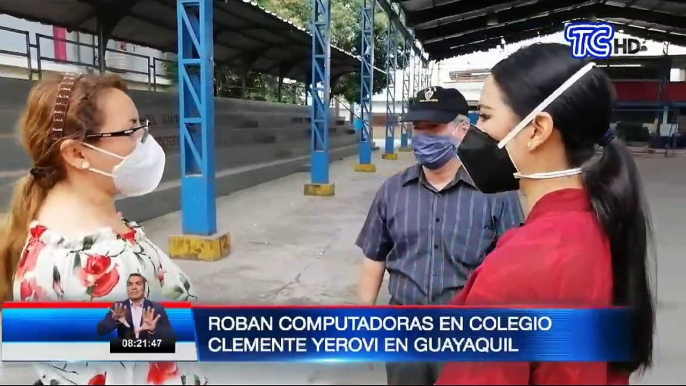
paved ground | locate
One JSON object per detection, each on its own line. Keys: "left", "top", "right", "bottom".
{"left": 2, "top": 147, "right": 685, "bottom": 384}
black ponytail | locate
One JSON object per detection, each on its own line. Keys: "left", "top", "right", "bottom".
{"left": 491, "top": 42, "right": 656, "bottom": 374}
{"left": 583, "top": 138, "right": 655, "bottom": 373}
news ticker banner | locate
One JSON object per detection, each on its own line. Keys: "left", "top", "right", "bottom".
{"left": 2, "top": 302, "right": 198, "bottom": 362}
{"left": 2, "top": 302, "right": 634, "bottom": 363}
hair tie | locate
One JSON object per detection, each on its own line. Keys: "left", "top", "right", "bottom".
{"left": 598, "top": 129, "right": 616, "bottom": 147}
{"left": 29, "top": 167, "right": 42, "bottom": 177}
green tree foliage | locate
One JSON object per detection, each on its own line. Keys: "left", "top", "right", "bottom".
{"left": 257, "top": 0, "right": 406, "bottom": 104}
{"left": 165, "top": 0, "right": 404, "bottom": 104}
{"left": 332, "top": 18, "right": 397, "bottom": 105}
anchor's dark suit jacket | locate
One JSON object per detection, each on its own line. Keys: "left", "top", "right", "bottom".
{"left": 96, "top": 298, "right": 174, "bottom": 340}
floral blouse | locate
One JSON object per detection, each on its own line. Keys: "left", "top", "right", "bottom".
{"left": 12, "top": 220, "right": 208, "bottom": 385}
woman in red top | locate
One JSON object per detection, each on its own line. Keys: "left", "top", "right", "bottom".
{"left": 436, "top": 43, "right": 655, "bottom": 384}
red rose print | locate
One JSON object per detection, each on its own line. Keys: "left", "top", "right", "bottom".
{"left": 147, "top": 362, "right": 179, "bottom": 385}
{"left": 88, "top": 372, "right": 107, "bottom": 385}
{"left": 20, "top": 278, "right": 47, "bottom": 301}
{"left": 122, "top": 229, "right": 137, "bottom": 243}
{"left": 78, "top": 254, "right": 121, "bottom": 298}
{"left": 15, "top": 232, "right": 47, "bottom": 280}
{"left": 31, "top": 224, "right": 48, "bottom": 239}
{"left": 157, "top": 264, "right": 166, "bottom": 285}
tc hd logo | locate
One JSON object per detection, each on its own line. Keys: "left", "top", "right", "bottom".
{"left": 564, "top": 22, "right": 616, "bottom": 59}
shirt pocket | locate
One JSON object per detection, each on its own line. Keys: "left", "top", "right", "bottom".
{"left": 448, "top": 219, "right": 497, "bottom": 268}
{"left": 386, "top": 200, "right": 429, "bottom": 261}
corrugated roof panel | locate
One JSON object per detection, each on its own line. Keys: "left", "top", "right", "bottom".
{"left": 0, "top": 0, "right": 385, "bottom": 81}
{"left": 396, "top": 0, "right": 686, "bottom": 59}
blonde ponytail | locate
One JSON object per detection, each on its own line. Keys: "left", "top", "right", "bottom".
{"left": 0, "top": 175, "right": 49, "bottom": 302}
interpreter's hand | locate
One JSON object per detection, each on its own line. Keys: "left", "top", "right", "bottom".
{"left": 110, "top": 303, "right": 127, "bottom": 321}
{"left": 138, "top": 307, "right": 161, "bottom": 332}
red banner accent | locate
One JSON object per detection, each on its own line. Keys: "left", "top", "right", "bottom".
{"left": 53, "top": 26, "right": 67, "bottom": 62}
{"left": 665, "top": 82, "right": 686, "bottom": 103}
{"left": 612, "top": 81, "right": 686, "bottom": 103}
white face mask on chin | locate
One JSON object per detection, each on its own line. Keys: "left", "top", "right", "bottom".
{"left": 83, "top": 136, "right": 166, "bottom": 197}
{"left": 497, "top": 63, "right": 597, "bottom": 180}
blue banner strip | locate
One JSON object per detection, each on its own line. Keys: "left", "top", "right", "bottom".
{"left": 2, "top": 308, "right": 196, "bottom": 342}
{"left": 3, "top": 307, "right": 634, "bottom": 362}
{"left": 192, "top": 308, "right": 633, "bottom": 362}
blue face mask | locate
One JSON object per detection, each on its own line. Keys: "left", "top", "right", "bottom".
{"left": 412, "top": 132, "right": 461, "bottom": 170}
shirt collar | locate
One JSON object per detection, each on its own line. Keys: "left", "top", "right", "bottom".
{"left": 402, "top": 164, "right": 476, "bottom": 188}
{"left": 129, "top": 298, "right": 146, "bottom": 307}
{"left": 526, "top": 189, "right": 593, "bottom": 223}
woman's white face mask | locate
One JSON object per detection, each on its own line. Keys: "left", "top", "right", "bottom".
{"left": 497, "top": 63, "right": 598, "bottom": 180}
{"left": 83, "top": 136, "right": 166, "bottom": 197}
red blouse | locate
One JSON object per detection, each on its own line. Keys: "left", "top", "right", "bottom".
{"left": 436, "top": 189, "right": 629, "bottom": 385}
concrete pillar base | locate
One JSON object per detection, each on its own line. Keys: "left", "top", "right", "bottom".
{"left": 382, "top": 153, "right": 398, "bottom": 160}
{"left": 304, "top": 183, "right": 336, "bottom": 196}
{"left": 354, "top": 164, "right": 377, "bottom": 173}
{"left": 168, "top": 232, "right": 231, "bottom": 261}
{"left": 398, "top": 147, "right": 412, "bottom": 152}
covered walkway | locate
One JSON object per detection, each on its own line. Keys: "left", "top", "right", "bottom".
{"left": 0, "top": 0, "right": 380, "bottom": 82}
{"left": 2, "top": 151, "right": 686, "bottom": 384}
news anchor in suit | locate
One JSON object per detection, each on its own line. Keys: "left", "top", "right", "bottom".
{"left": 97, "top": 273, "right": 175, "bottom": 340}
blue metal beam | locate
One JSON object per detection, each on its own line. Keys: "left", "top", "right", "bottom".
{"left": 408, "top": 51, "right": 421, "bottom": 144}
{"left": 411, "top": 52, "right": 421, "bottom": 142}
{"left": 384, "top": 22, "right": 397, "bottom": 157}
{"left": 309, "top": 0, "right": 332, "bottom": 184}
{"left": 468, "top": 112, "right": 479, "bottom": 125}
{"left": 358, "top": 0, "right": 375, "bottom": 166}
{"left": 656, "top": 42, "right": 671, "bottom": 136}
{"left": 422, "top": 61, "right": 430, "bottom": 88}
{"left": 614, "top": 107, "right": 681, "bottom": 112}
{"left": 177, "top": 0, "right": 217, "bottom": 235}
{"left": 400, "top": 37, "right": 411, "bottom": 149}
{"left": 615, "top": 102, "right": 686, "bottom": 108}
{"left": 412, "top": 51, "right": 420, "bottom": 98}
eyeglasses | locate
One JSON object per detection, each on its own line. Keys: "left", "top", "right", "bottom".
{"left": 85, "top": 119, "right": 150, "bottom": 143}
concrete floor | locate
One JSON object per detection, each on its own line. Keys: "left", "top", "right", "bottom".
{"left": 2, "top": 148, "right": 685, "bottom": 384}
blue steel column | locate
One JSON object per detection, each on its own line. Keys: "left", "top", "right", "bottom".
{"left": 382, "top": 22, "right": 398, "bottom": 160}
{"left": 410, "top": 53, "right": 420, "bottom": 143}
{"left": 412, "top": 53, "right": 420, "bottom": 96}
{"left": 354, "top": 0, "right": 376, "bottom": 173}
{"left": 425, "top": 62, "right": 430, "bottom": 88}
{"left": 657, "top": 42, "right": 670, "bottom": 137}
{"left": 399, "top": 37, "right": 411, "bottom": 151}
{"left": 177, "top": 0, "right": 216, "bottom": 235}
{"left": 468, "top": 111, "right": 479, "bottom": 125}
{"left": 659, "top": 42, "right": 676, "bottom": 154}
{"left": 304, "top": 0, "right": 335, "bottom": 196}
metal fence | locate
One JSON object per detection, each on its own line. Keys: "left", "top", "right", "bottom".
{"left": 0, "top": 25, "right": 175, "bottom": 91}
{"left": 0, "top": 25, "right": 310, "bottom": 105}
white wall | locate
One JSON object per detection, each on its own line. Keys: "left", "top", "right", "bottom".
{"left": 433, "top": 31, "right": 686, "bottom": 87}
{"left": 0, "top": 14, "right": 173, "bottom": 89}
